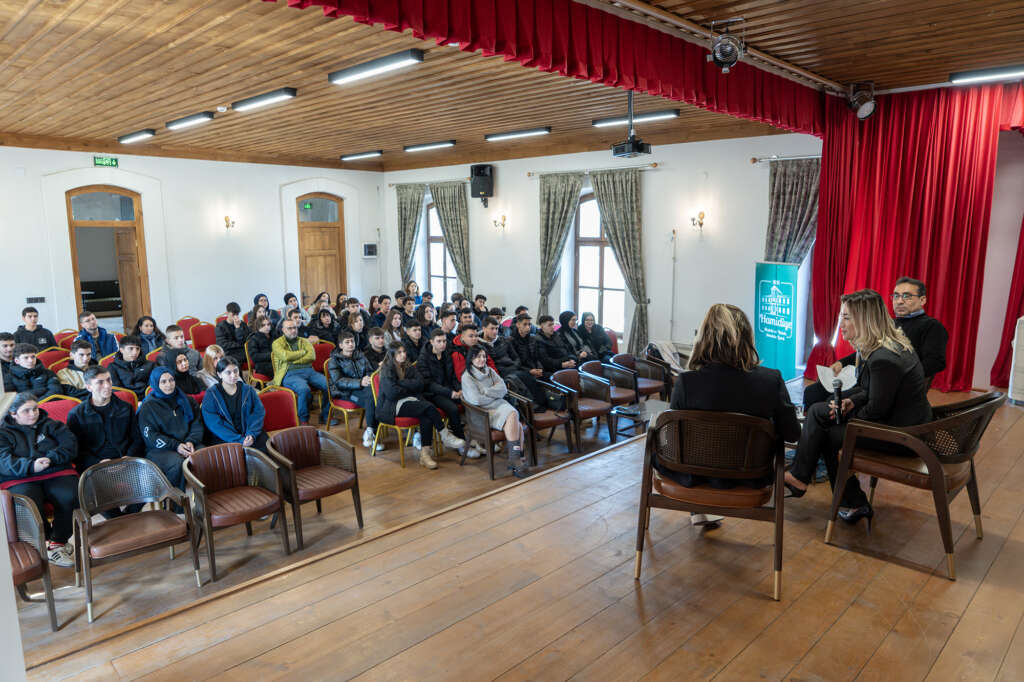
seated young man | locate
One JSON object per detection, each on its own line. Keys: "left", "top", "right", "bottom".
{"left": 338, "top": 298, "right": 372, "bottom": 332}
{"left": 473, "top": 295, "right": 489, "bottom": 324}
{"left": 438, "top": 309, "right": 458, "bottom": 348}
{"left": 371, "top": 295, "right": 392, "bottom": 328}
{"left": 67, "top": 366, "right": 144, "bottom": 472}
{"left": 276, "top": 307, "right": 309, "bottom": 338}
{"left": 510, "top": 313, "right": 548, "bottom": 379}
{"left": 75, "top": 310, "right": 119, "bottom": 358}
{"left": 401, "top": 319, "right": 426, "bottom": 361}
{"left": 8, "top": 343, "right": 62, "bottom": 400}
{"left": 14, "top": 306, "right": 56, "bottom": 349}
{"left": 272, "top": 318, "right": 333, "bottom": 425}
{"left": 416, "top": 329, "right": 471, "bottom": 452}
{"left": 450, "top": 323, "right": 496, "bottom": 379}
{"left": 457, "top": 308, "right": 477, "bottom": 332}
{"left": 0, "top": 333, "right": 14, "bottom": 392}
{"left": 215, "top": 301, "right": 249, "bottom": 364}
{"left": 480, "top": 317, "right": 549, "bottom": 411}
{"left": 57, "top": 340, "right": 97, "bottom": 399}
{"left": 364, "top": 327, "right": 388, "bottom": 368}
{"left": 513, "top": 306, "right": 538, "bottom": 335}
{"left": 535, "top": 314, "right": 576, "bottom": 374}
{"left": 158, "top": 325, "right": 201, "bottom": 374}
{"left": 420, "top": 291, "right": 434, "bottom": 308}
{"left": 326, "top": 330, "right": 380, "bottom": 450}
{"left": 109, "top": 335, "right": 154, "bottom": 399}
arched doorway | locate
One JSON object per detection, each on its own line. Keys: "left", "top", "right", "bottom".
{"left": 296, "top": 193, "right": 348, "bottom": 307}
{"left": 65, "top": 185, "right": 152, "bottom": 333}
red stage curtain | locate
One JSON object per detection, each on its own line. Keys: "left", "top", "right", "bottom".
{"left": 991, "top": 214, "right": 1024, "bottom": 387}
{"left": 808, "top": 83, "right": 1024, "bottom": 391}
{"left": 266, "top": 0, "right": 824, "bottom": 135}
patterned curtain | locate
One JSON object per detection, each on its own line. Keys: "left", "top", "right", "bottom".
{"left": 395, "top": 183, "right": 426, "bottom": 285}
{"left": 428, "top": 181, "right": 473, "bottom": 298}
{"left": 537, "top": 172, "right": 585, "bottom": 316}
{"left": 591, "top": 168, "right": 647, "bottom": 354}
{"left": 763, "top": 158, "right": 820, "bottom": 263}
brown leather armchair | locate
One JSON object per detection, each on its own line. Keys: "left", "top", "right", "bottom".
{"left": 73, "top": 457, "right": 200, "bottom": 622}
{"left": 552, "top": 368, "right": 616, "bottom": 450}
{"left": 509, "top": 383, "right": 576, "bottom": 454}
{"left": 268, "top": 426, "right": 363, "bottom": 550}
{"left": 580, "top": 360, "right": 638, "bottom": 406}
{"left": 2, "top": 490, "right": 58, "bottom": 631}
{"left": 184, "top": 443, "right": 290, "bottom": 582}
{"left": 612, "top": 352, "right": 670, "bottom": 400}
{"left": 460, "top": 401, "right": 533, "bottom": 480}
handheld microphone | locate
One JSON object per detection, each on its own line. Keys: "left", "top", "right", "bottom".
{"left": 832, "top": 378, "right": 844, "bottom": 425}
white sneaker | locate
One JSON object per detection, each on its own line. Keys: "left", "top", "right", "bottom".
{"left": 470, "top": 439, "right": 484, "bottom": 451}
{"left": 463, "top": 446, "right": 483, "bottom": 459}
{"left": 440, "top": 428, "right": 466, "bottom": 450}
{"left": 375, "top": 443, "right": 384, "bottom": 452}
{"left": 412, "top": 432, "right": 422, "bottom": 449}
{"left": 47, "top": 542, "right": 75, "bottom": 568}
{"left": 419, "top": 448, "right": 438, "bottom": 469}
{"left": 691, "top": 514, "right": 724, "bottom": 527}
{"left": 362, "top": 427, "right": 374, "bottom": 448}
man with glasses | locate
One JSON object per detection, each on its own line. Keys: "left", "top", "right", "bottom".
{"left": 804, "top": 276, "right": 948, "bottom": 408}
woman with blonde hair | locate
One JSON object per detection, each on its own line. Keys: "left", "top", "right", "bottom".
{"left": 785, "top": 289, "right": 931, "bottom": 527}
{"left": 197, "top": 344, "right": 225, "bottom": 389}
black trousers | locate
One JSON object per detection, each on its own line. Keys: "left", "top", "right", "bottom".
{"left": 506, "top": 368, "right": 549, "bottom": 409}
{"left": 790, "top": 402, "right": 868, "bottom": 509}
{"left": 425, "top": 395, "right": 464, "bottom": 438}
{"left": 147, "top": 449, "right": 185, "bottom": 490}
{"left": 802, "top": 381, "right": 831, "bottom": 410}
{"left": 397, "top": 400, "right": 445, "bottom": 446}
{"left": 9, "top": 477, "right": 78, "bottom": 544}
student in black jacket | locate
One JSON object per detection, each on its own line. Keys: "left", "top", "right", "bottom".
{"left": 535, "top": 315, "right": 576, "bottom": 374}
{"left": 787, "top": 290, "right": 932, "bottom": 526}
{"left": 364, "top": 327, "right": 387, "bottom": 369}
{"left": 326, "top": 331, "right": 379, "bottom": 449}
{"left": 307, "top": 308, "right": 342, "bottom": 345}
{"left": 66, "top": 366, "right": 144, "bottom": 471}
{"left": 0, "top": 333, "right": 16, "bottom": 392}
{"left": 556, "top": 311, "right": 594, "bottom": 364}
{"left": 245, "top": 315, "right": 275, "bottom": 379}
{"left": 13, "top": 306, "right": 57, "bottom": 349}
{"left": 7, "top": 344, "right": 62, "bottom": 400}
{"left": 401, "top": 320, "right": 426, "bottom": 362}
{"left": 480, "top": 317, "right": 549, "bottom": 411}
{"left": 108, "top": 335, "right": 154, "bottom": 399}
{"left": 510, "top": 314, "right": 546, "bottom": 378}
{"left": 416, "top": 330, "right": 468, "bottom": 443}
{"left": 580, "top": 312, "right": 615, "bottom": 362}
{"left": 215, "top": 302, "right": 249, "bottom": 364}
{"left": 137, "top": 366, "right": 203, "bottom": 489}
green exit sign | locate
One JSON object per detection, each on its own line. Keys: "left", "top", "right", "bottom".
{"left": 303, "top": 202, "right": 312, "bottom": 210}
{"left": 94, "top": 156, "right": 119, "bottom": 168}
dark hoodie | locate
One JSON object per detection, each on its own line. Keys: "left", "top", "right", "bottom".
{"left": 7, "top": 363, "right": 62, "bottom": 400}
{"left": 137, "top": 370, "right": 203, "bottom": 455}
{"left": 245, "top": 331, "right": 274, "bottom": 378}
{"left": 307, "top": 311, "right": 342, "bottom": 345}
{"left": 13, "top": 325, "right": 56, "bottom": 350}
{"left": 0, "top": 410, "right": 77, "bottom": 483}
{"left": 109, "top": 353, "right": 155, "bottom": 399}
{"left": 215, "top": 318, "right": 249, "bottom": 363}
{"left": 66, "top": 395, "right": 143, "bottom": 470}
{"left": 557, "top": 311, "right": 594, "bottom": 362}
{"left": 165, "top": 349, "right": 205, "bottom": 396}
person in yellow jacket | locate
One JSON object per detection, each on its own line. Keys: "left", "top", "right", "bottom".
{"left": 271, "top": 319, "right": 334, "bottom": 425}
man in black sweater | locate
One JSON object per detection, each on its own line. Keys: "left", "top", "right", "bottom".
{"left": 67, "top": 366, "right": 144, "bottom": 472}
{"left": 13, "top": 306, "right": 57, "bottom": 349}
{"left": 215, "top": 302, "right": 249, "bottom": 364}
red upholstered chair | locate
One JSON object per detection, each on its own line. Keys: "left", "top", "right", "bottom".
{"left": 190, "top": 322, "right": 216, "bottom": 354}
{"left": 612, "top": 353, "right": 669, "bottom": 401}
{"left": 215, "top": 313, "right": 229, "bottom": 324}
{"left": 580, "top": 360, "right": 637, "bottom": 406}
{"left": 369, "top": 370, "right": 422, "bottom": 468}
{"left": 259, "top": 386, "right": 300, "bottom": 434}
{"left": 145, "top": 347, "right": 163, "bottom": 363}
{"left": 552, "top": 369, "right": 615, "bottom": 450}
{"left": 176, "top": 316, "right": 200, "bottom": 341}
{"left": 113, "top": 332, "right": 125, "bottom": 343}
{"left": 99, "top": 352, "right": 117, "bottom": 368}
{"left": 268, "top": 426, "right": 363, "bottom": 549}
{"left": 312, "top": 341, "right": 334, "bottom": 374}
{"left": 112, "top": 388, "right": 138, "bottom": 411}
{"left": 607, "top": 328, "right": 619, "bottom": 354}
{"left": 36, "top": 347, "right": 69, "bottom": 370}
{"left": 2, "top": 490, "right": 58, "bottom": 631}
{"left": 38, "top": 395, "right": 81, "bottom": 424}
{"left": 55, "top": 330, "right": 77, "bottom": 350}
{"left": 323, "top": 368, "right": 364, "bottom": 443}
{"left": 48, "top": 356, "right": 70, "bottom": 373}
{"left": 245, "top": 340, "right": 271, "bottom": 389}
{"left": 184, "top": 443, "right": 289, "bottom": 582}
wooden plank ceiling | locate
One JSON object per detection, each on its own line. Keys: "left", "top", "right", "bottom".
{"left": 0, "top": 0, "right": 1020, "bottom": 171}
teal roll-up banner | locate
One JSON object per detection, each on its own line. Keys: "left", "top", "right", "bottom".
{"left": 754, "top": 261, "right": 799, "bottom": 380}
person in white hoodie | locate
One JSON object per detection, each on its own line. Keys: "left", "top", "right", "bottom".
{"left": 460, "top": 345, "right": 531, "bottom": 479}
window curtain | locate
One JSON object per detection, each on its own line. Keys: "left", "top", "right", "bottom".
{"left": 808, "top": 82, "right": 1024, "bottom": 391}
{"left": 428, "top": 181, "right": 473, "bottom": 298}
{"left": 991, "top": 213, "right": 1024, "bottom": 387}
{"left": 395, "top": 183, "right": 426, "bottom": 286}
{"left": 537, "top": 172, "right": 584, "bottom": 316}
{"left": 763, "top": 158, "right": 819, "bottom": 263}
{"left": 590, "top": 168, "right": 647, "bottom": 354}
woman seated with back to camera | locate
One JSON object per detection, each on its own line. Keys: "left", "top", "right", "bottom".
{"left": 785, "top": 289, "right": 932, "bottom": 527}
{"left": 665, "top": 304, "right": 801, "bottom": 524}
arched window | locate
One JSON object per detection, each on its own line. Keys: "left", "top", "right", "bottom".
{"left": 426, "top": 202, "right": 457, "bottom": 300}
{"left": 574, "top": 194, "right": 625, "bottom": 333}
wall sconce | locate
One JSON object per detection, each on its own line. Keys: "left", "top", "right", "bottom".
{"left": 493, "top": 214, "right": 507, "bottom": 231}
{"left": 691, "top": 211, "right": 705, "bottom": 231}
{"left": 224, "top": 215, "right": 235, "bottom": 230}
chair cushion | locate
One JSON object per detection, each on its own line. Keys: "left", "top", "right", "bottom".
{"left": 394, "top": 417, "right": 420, "bottom": 428}
{"left": 252, "top": 373, "right": 272, "bottom": 383}
{"left": 208, "top": 486, "right": 280, "bottom": 527}
{"left": 87, "top": 510, "right": 188, "bottom": 559}
{"left": 636, "top": 378, "right": 664, "bottom": 395}
{"left": 609, "top": 386, "right": 636, "bottom": 406}
{"left": 577, "top": 398, "right": 612, "bottom": 418}
{"left": 9, "top": 542, "right": 42, "bottom": 584}
{"left": 852, "top": 450, "right": 972, "bottom": 491}
{"left": 295, "top": 465, "right": 356, "bottom": 502}
{"left": 332, "top": 398, "right": 360, "bottom": 410}
{"left": 489, "top": 429, "right": 506, "bottom": 443}
{"left": 653, "top": 472, "right": 772, "bottom": 508}
{"left": 532, "top": 410, "right": 570, "bottom": 429}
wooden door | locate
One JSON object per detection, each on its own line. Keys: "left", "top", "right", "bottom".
{"left": 115, "top": 228, "right": 143, "bottom": 330}
{"left": 296, "top": 194, "right": 346, "bottom": 305}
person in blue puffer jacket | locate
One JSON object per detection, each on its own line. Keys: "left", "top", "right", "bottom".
{"left": 201, "top": 356, "right": 267, "bottom": 453}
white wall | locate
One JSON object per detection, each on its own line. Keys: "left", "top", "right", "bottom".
{"left": 0, "top": 147, "right": 383, "bottom": 331}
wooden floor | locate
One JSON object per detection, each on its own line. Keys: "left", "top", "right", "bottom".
{"left": 23, "top": 394, "right": 1024, "bottom": 681}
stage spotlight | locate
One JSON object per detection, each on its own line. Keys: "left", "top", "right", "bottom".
{"left": 847, "top": 82, "right": 877, "bottom": 120}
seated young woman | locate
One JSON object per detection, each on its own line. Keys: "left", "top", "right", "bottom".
{"left": 415, "top": 303, "right": 438, "bottom": 336}
{"left": 460, "top": 346, "right": 531, "bottom": 478}
{"left": 109, "top": 334, "right": 155, "bottom": 399}
{"left": 131, "top": 315, "right": 165, "bottom": 355}
{"left": 168, "top": 348, "right": 206, "bottom": 397}
{"left": 249, "top": 293, "right": 282, "bottom": 328}
{"left": 347, "top": 311, "right": 369, "bottom": 351}
{"left": 326, "top": 330, "right": 380, "bottom": 450}
{"left": 580, "top": 312, "right": 615, "bottom": 362}
{"left": 382, "top": 308, "right": 405, "bottom": 347}
{"left": 377, "top": 342, "right": 465, "bottom": 470}
{"left": 137, "top": 366, "right": 204, "bottom": 489}
{"left": 201, "top": 357, "right": 268, "bottom": 452}
{"left": 307, "top": 308, "right": 341, "bottom": 345}
{"left": 245, "top": 314, "right": 275, "bottom": 379}
{"left": 197, "top": 345, "right": 225, "bottom": 389}
{"left": 785, "top": 289, "right": 932, "bottom": 527}
{"left": 556, "top": 311, "right": 594, "bottom": 364}
{"left": 304, "top": 291, "right": 331, "bottom": 318}
{"left": 0, "top": 392, "right": 79, "bottom": 566}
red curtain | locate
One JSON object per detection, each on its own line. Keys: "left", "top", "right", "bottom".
{"left": 807, "top": 82, "right": 1024, "bottom": 392}
{"left": 991, "top": 214, "right": 1024, "bottom": 387}
{"left": 265, "top": 0, "right": 824, "bottom": 135}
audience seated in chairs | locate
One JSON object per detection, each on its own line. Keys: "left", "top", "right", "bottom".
{"left": 67, "top": 365, "right": 144, "bottom": 474}
{"left": 480, "top": 316, "right": 550, "bottom": 412}
{"left": 159, "top": 325, "right": 201, "bottom": 375}
{"left": 57, "top": 340, "right": 97, "bottom": 400}
{"left": 108, "top": 335, "right": 154, "bottom": 400}
{"left": 786, "top": 289, "right": 933, "bottom": 528}
{"left": 272, "top": 318, "right": 332, "bottom": 426}
{"left": 461, "top": 346, "right": 531, "bottom": 478}
{"left": 364, "top": 327, "right": 387, "bottom": 368}
{"left": 326, "top": 330, "right": 380, "bottom": 449}
{"left": 0, "top": 332, "right": 15, "bottom": 391}
{"left": 137, "top": 366, "right": 204, "bottom": 490}
{"left": 197, "top": 345, "right": 225, "bottom": 389}
{"left": 0, "top": 392, "right": 79, "bottom": 567}
{"left": 307, "top": 308, "right": 341, "bottom": 346}
{"left": 417, "top": 329, "right": 474, "bottom": 458}
{"left": 215, "top": 301, "right": 249, "bottom": 364}
{"left": 246, "top": 314, "right": 275, "bottom": 382}
{"left": 14, "top": 306, "right": 56, "bottom": 349}
{"left": 250, "top": 293, "right": 282, "bottom": 329}
{"left": 536, "top": 314, "right": 577, "bottom": 375}
{"left": 75, "top": 310, "right": 118, "bottom": 359}
{"left": 130, "top": 315, "right": 165, "bottom": 355}
{"left": 8, "top": 343, "right": 62, "bottom": 400}
{"left": 580, "top": 312, "right": 615, "bottom": 363}
{"left": 202, "top": 357, "right": 268, "bottom": 453}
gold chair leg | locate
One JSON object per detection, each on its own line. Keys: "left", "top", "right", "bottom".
{"left": 633, "top": 550, "right": 642, "bottom": 579}
{"left": 974, "top": 514, "right": 984, "bottom": 539}
{"left": 397, "top": 427, "right": 405, "bottom": 468}
{"left": 371, "top": 425, "right": 382, "bottom": 457}
{"left": 773, "top": 570, "right": 781, "bottom": 601}
{"left": 947, "top": 553, "right": 956, "bottom": 580}
{"left": 825, "top": 520, "right": 835, "bottom": 544}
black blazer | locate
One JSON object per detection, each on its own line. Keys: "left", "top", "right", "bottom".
{"left": 845, "top": 346, "right": 931, "bottom": 427}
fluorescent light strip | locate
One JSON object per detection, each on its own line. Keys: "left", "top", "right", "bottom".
{"left": 341, "top": 150, "right": 383, "bottom": 161}
{"left": 329, "top": 49, "right": 424, "bottom": 86}
{"left": 232, "top": 87, "right": 297, "bottom": 112}
{"left": 485, "top": 126, "right": 552, "bottom": 142}
{"left": 165, "top": 112, "right": 214, "bottom": 130}
{"left": 403, "top": 140, "right": 456, "bottom": 153}
{"left": 591, "top": 109, "right": 680, "bottom": 127}
{"left": 117, "top": 128, "right": 156, "bottom": 144}
{"left": 950, "top": 65, "right": 1024, "bottom": 85}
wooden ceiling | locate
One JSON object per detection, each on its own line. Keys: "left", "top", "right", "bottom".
{"left": 0, "top": 0, "right": 1021, "bottom": 171}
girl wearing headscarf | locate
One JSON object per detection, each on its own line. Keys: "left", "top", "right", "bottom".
{"left": 168, "top": 348, "right": 205, "bottom": 396}
{"left": 580, "top": 312, "right": 615, "bottom": 362}
{"left": 556, "top": 311, "right": 594, "bottom": 364}
{"left": 248, "top": 293, "right": 281, "bottom": 329}
{"left": 130, "top": 315, "right": 166, "bottom": 355}
{"left": 137, "top": 366, "right": 203, "bottom": 489}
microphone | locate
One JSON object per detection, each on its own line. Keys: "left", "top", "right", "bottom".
{"left": 832, "top": 378, "right": 844, "bottom": 425}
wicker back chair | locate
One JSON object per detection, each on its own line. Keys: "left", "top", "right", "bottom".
{"left": 73, "top": 457, "right": 199, "bottom": 622}
{"left": 827, "top": 391, "right": 1006, "bottom": 580}
{"left": 612, "top": 352, "right": 669, "bottom": 400}
{"left": 580, "top": 360, "right": 637, "bottom": 406}
{"left": 2, "top": 491, "right": 58, "bottom": 631}
{"left": 636, "top": 409, "right": 784, "bottom": 600}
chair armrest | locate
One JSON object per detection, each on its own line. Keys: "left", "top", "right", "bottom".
{"left": 462, "top": 401, "right": 493, "bottom": 441}
{"left": 633, "top": 357, "right": 669, "bottom": 382}
{"left": 183, "top": 460, "right": 208, "bottom": 521}
{"left": 601, "top": 363, "right": 638, "bottom": 391}
{"left": 12, "top": 494, "right": 46, "bottom": 553}
{"left": 545, "top": 379, "right": 578, "bottom": 414}
{"left": 507, "top": 390, "right": 534, "bottom": 423}
{"left": 265, "top": 441, "right": 297, "bottom": 473}
{"left": 840, "top": 419, "right": 944, "bottom": 472}
{"left": 245, "top": 448, "right": 283, "bottom": 495}
{"left": 579, "top": 373, "right": 611, "bottom": 402}
{"left": 319, "top": 431, "right": 357, "bottom": 474}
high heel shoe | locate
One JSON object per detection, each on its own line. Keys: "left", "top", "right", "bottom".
{"left": 784, "top": 482, "right": 806, "bottom": 498}
{"left": 838, "top": 504, "right": 874, "bottom": 531}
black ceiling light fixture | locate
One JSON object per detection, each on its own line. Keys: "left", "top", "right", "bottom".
{"left": 847, "top": 82, "right": 877, "bottom": 120}
{"left": 707, "top": 18, "right": 745, "bottom": 74}
{"left": 611, "top": 91, "right": 652, "bottom": 158}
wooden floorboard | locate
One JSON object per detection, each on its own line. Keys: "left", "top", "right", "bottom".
{"left": 22, "top": 393, "right": 1024, "bottom": 682}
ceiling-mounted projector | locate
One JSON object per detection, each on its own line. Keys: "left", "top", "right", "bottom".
{"left": 611, "top": 91, "right": 651, "bottom": 158}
